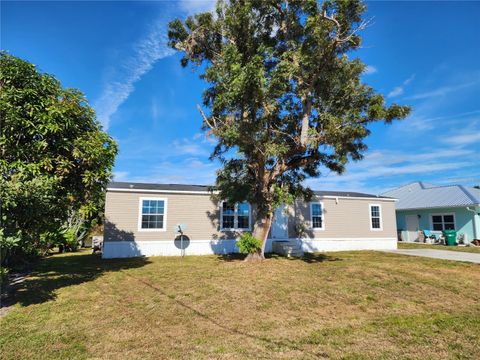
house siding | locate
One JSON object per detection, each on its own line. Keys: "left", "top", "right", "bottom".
{"left": 291, "top": 196, "right": 396, "bottom": 239}
{"left": 104, "top": 191, "right": 250, "bottom": 242}
{"left": 396, "top": 206, "right": 479, "bottom": 242}
{"left": 103, "top": 190, "right": 397, "bottom": 258}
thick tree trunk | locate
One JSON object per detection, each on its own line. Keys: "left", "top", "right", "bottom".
{"left": 244, "top": 251, "right": 264, "bottom": 261}
{"left": 300, "top": 95, "right": 312, "bottom": 147}
{"left": 248, "top": 211, "right": 274, "bottom": 261}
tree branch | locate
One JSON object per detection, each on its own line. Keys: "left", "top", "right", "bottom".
{"left": 197, "top": 105, "right": 217, "bottom": 130}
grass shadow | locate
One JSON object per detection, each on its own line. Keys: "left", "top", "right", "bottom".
{"left": 300, "top": 253, "right": 342, "bottom": 263}
{"left": 215, "top": 252, "right": 342, "bottom": 264}
{"left": 8, "top": 250, "right": 150, "bottom": 307}
{"left": 265, "top": 252, "right": 342, "bottom": 263}
{"left": 215, "top": 253, "right": 247, "bottom": 262}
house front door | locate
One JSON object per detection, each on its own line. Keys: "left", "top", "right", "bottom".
{"left": 405, "top": 215, "right": 420, "bottom": 242}
{"left": 270, "top": 204, "right": 289, "bottom": 239}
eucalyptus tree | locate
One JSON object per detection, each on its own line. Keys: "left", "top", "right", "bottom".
{"left": 168, "top": 0, "right": 410, "bottom": 259}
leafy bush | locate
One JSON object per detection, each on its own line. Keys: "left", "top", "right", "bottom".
{"left": 237, "top": 233, "right": 261, "bottom": 254}
{"left": 62, "top": 228, "right": 79, "bottom": 251}
{"left": 0, "top": 266, "right": 9, "bottom": 282}
{"left": 0, "top": 229, "right": 21, "bottom": 266}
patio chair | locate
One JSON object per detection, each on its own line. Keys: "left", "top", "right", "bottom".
{"left": 422, "top": 230, "right": 438, "bottom": 244}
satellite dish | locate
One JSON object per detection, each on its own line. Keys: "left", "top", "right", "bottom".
{"left": 174, "top": 235, "right": 190, "bottom": 250}
{"left": 174, "top": 224, "right": 188, "bottom": 233}
{"left": 173, "top": 224, "right": 189, "bottom": 257}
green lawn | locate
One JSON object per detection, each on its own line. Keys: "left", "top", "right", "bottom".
{"left": 398, "top": 242, "right": 480, "bottom": 253}
{"left": 1, "top": 249, "right": 479, "bottom": 359}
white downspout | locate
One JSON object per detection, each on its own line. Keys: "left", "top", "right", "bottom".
{"left": 466, "top": 206, "right": 479, "bottom": 240}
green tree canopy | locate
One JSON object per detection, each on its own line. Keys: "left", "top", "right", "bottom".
{"left": 0, "top": 53, "right": 117, "bottom": 265}
{"left": 169, "top": 0, "right": 410, "bottom": 259}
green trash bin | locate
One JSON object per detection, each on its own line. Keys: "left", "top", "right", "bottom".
{"left": 443, "top": 230, "right": 457, "bottom": 246}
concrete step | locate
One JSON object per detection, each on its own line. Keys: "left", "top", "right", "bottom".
{"left": 272, "top": 241, "right": 304, "bottom": 258}
{"left": 282, "top": 245, "right": 302, "bottom": 251}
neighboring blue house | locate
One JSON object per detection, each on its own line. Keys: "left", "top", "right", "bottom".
{"left": 382, "top": 182, "right": 480, "bottom": 243}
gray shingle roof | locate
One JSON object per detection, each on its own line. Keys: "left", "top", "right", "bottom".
{"left": 382, "top": 181, "right": 480, "bottom": 210}
{"left": 108, "top": 181, "right": 390, "bottom": 199}
{"left": 108, "top": 182, "right": 211, "bottom": 192}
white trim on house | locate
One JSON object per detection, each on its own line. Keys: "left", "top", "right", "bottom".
{"left": 369, "top": 204, "right": 383, "bottom": 231}
{"left": 103, "top": 239, "right": 240, "bottom": 258}
{"left": 321, "top": 195, "right": 396, "bottom": 202}
{"left": 301, "top": 237, "right": 396, "bottom": 252}
{"left": 429, "top": 212, "right": 456, "bottom": 231}
{"left": 219, "top": 201, "right": 252, "bottom": 231}
{"left": 107, "top": 187, "right": 396, "bottom": 202}
{"left": 137, "top": 197, "right": 168, "bottom": 232}
{"left": 102, "top": 237, "right": 398, "bottom": 258}
{"left": 108, "top": 188, "right": 215, "bottom": 195}
{"left": 392, "top": 204, "right": 480, "bottom": 211}
{"left": 310, "top": 201, "right": 325, "bottom": 230}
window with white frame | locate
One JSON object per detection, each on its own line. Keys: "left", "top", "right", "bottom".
{"left": 139, "top": 199, "right": 166, "bottom": 230}
{"left": 370, "top": 204, "right": 382, "bottom": 230}
{"left": 431, "top": 214, "right": 455, "bottom": 231}
{"left": 310, "top": 202, "right": 324, "bottom": 229}
{"left": 221, "top": 202, "right": 251, "bottom": 230}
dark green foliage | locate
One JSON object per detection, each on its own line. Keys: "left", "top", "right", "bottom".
{"left": 237, "top": 233, "right": 262, "bottom": 254}
{"left": 168, "top": 0, "right": 410, "bottom": 253}
{"left": 0, "top": 53, "right": 117, "bottom": 266}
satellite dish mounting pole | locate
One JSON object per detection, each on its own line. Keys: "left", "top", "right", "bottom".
{"left": 178, "top": 224, "right": 185, "bottom": 258}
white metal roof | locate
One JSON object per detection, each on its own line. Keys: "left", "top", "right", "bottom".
{"left": 382, "top": 181, "right": 480, "bottom": 210}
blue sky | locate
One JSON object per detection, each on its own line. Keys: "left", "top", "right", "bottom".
{"left": 2, "top": 0, "right": 479, "bottom": 194}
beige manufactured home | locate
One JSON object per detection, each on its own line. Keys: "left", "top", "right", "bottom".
{"left": 103, "top": 182, "right": 398, "bottom": 258}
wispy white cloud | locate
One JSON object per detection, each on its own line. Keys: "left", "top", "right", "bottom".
{"left": 179, "top": 0, "right": 216, "bottom": 15}
{"left": 393, "top": 109, "right": 480, "bottom": 134}
{"left": 173, "top": 137, "right": 211, "bottom": 156}
{"left": 306, "top": 147, "right": 475, "bottom": 194}
{"left": 94, "top": 19, "right": 175, "bottom": 130}
{"left": 387, "top": 87, "right": 404, "bottom": 98}
{"left": 406, "top": 80, "right": 479, "bottom": 100}
{"left": 116, "top": 157, "right": 218, "bottom": 185}
{"left": 151, "top": 98, "right": 160, "bottom": 121}
{"left": 442, "top": 132, "right": 480, "bottom": 146}
{"left": 193, "top": 131, "right": 217, "bottom": 145}
{"left": 387, "top": 74, "right": 415, "bottom": 98}
{"left": 434, "top": 175, "right": 480, "bottom": 185}
{"left": 364, "top": 65, "right": 377, "bottom": 75}
{"left": 113, "top": 171, "right": 130, "bottom": 181}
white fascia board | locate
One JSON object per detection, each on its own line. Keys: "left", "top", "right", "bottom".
{"left": 321, "top": 195, "right": 397, "bottom": 202}
{"left": 107, "top": 188, "right": 215, "bottom": 195}
{"left": 107, "top": 188, "right": 397, "bottom": 201}
{"left": 396, "top": 203, "right": 480, "bottom": 211}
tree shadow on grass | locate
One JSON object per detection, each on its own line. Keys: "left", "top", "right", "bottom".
{"left": 215, "top": 252, "right": 341, "bottom": 264}
{"left": 266, "top": 252, "right": 342, "bottom": 263}
{"left": 8, "top": 250, "right": 150, "bottom": 307}
{"left": 215, "top": 253, "right": 246, "bottom": 262}
{"left": 299, "top": 253, "right": 342, "bottom": 263}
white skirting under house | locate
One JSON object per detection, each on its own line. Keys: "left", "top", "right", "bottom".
{"left": 102, "top": 237, "right": 397, "bottom": 259}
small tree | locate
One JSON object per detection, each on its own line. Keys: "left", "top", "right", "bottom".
{"left": 168, "top": 0, "right": 410, "bottom": 259}
{"left": 0, "top": 53, "right": 117, "bottom": 265}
